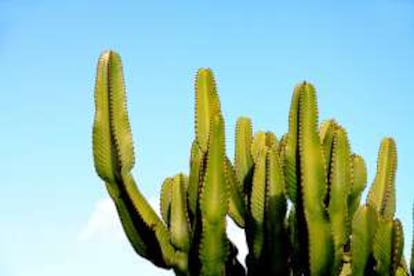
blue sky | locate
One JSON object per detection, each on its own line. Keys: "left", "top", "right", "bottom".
{"left": 0, "top": 1, "right": 413, "bottom": 275}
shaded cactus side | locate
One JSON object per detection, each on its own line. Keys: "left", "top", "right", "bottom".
{"left": 92, "top": 50, "right": 413, "bottom": 276}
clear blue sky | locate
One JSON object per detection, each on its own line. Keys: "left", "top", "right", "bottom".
{"left": 0, "top": 1, "right": 413, "bottom": 275}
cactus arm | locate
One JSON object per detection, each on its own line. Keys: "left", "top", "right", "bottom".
{"left": 350, "top": 154, "right": 367, "bottom": 196}
{"left": 298, "top": 82, "right": 334, "bottom": 275}
{"left": 189, "top": 68, "right": 224, "bottom": 276}
{"left": 318, "top": 119, "right": 336, "bottom": 210}
{"left": 251, "top": 131, "right": 266, "bottom": 163}
{"left": 277, "top": 134, "right": 287, "bottom": 162}
{"left": 319, "top": 119, "right": 337, "bottom": 172}
{"left": 92, "top": 51, "right": 175, "bottom": 268}
{"left": 195, "top": 68, "right": 220, "bottom": 153}
{"left": 93, "top": 51, "right": 119, "bottom": 183}
{"left": 122, "top": 174, "right": 176, "bottom": 266}
{"left": 170, "top": 174, "right": 191, "bottom": 253}
{"left": 265, "top": 146, "right": 288, "bottom": 274}
{"left": 395, "top": 265, "right": 408, "bottom": 276}
{"left": 391, "top": 219, "right": 404, "bottom": 275}
{"left": 327, "top": 126, "right": 352, "bottom": 274}
{"left": 234, "top": 117, "right": 254, "bottom": 199}
{"left": 351, "top": 205, "right": 378, "bottom": 276}
{"left": 381, "top": 138, "right": 397, "bottom": 220}
{"left": 225, "top": 157, "right": 246, "bottom": 228}
{"left": 348, "top": 154, "right": 367, "bottom": 219}
{"left": 265, "top": 131, "right": 278, "bottom": 148}
{"left": 284, "top": 85, "right": 301, "bottom": 204}
{"left": 249, "top": 148, "right": 267, "bottom": 261}
{"left": 110, "top": 181, "right": 176, "bottom": 269}
{"left": 283, "top": 84, "right": 309, "bottom": 275}
{"left": 109, "top": 183, "right": 147, "bottom": 254}
{"left": 367, "top": 137, "right": 397, "bottom": 218}
{"left": 106, "top": 51, "right": 135, "bottom": 175}
{"left": 105, "top": 173, "right": 176, "bottom": 267}
{"left": 199, "top": 113, "right": 229, "bottom": 275}
{"left": 373, "top": 218, "right": 393, "bottom": 275}
{"left": 160, "top": 177, "right": 173, "bottom": 226}
{"left": 188, "top": 140, "right": 204, "bottom": 219}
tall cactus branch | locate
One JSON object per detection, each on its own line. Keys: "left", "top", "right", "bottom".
{"left": 297, "top": 82, "right": 334, "bottom": 275}
{"left": 92, "top": 51, "right": 175, "bottom": 268}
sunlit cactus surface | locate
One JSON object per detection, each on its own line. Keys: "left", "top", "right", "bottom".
{"left": 92, "top": 50, "right": 413, "bottom": 276}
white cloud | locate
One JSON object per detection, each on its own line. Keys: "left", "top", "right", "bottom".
{"left": 78, "top": 196, "right": 160, "bottom": 242}
{"left": 77, "top": 197, "right": 123, "bottom": 241}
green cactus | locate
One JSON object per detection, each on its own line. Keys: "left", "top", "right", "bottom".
{"left": 92, "top": 50, "right": 412, "bottom": 275}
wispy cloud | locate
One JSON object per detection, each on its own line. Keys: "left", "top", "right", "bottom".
{"left": 77, "top": 197, "right": 123, "bottom": 242}
{"left": 78, "top": 196, "right": 160, "bottom": 242}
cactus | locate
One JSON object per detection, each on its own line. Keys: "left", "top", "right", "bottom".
{"left": 92, "top": 50, "right": 412, "bottom": 275}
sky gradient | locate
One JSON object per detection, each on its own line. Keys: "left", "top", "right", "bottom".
{"left": 0, "top": 1, "right": 413, "bottom": 275}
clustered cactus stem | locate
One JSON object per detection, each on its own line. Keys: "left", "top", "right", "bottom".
{"left": 92, "top": 50, "right": 413, "bottom": 276}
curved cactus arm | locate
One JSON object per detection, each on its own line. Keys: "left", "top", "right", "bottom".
{"left": 367, "top": 137, "right": 397, "bottom": 219}
{"left": 199, "top": 113, "right": 229, "bottom": 275}
{"left": 106, "top": 53, "right": 135, "bottom": 175}
{"left": 92, "top": 51, "right": 175, "bottom": 268}
{"left": 195, "top": 68, "right": 221, "bottom": 153}
{"left": 348, "top": 154, "right": 367, "bottom": 219}
{"left": 373, "top": 217, "right": 394, "bottom": 275}
{"left": 170, "top": 174, "right": 191, "bottom": 253}
{"left": 225, "top": 157, "right": 246, "bottom": 228}
{"left": 391, "top": 219, "right": 404, "bottom": 275}
{"left": 160, "top": 177, "right": 173, "bottom": 226}
{"left": 93, "top": 51, "right": 135, "bottom": 180}
{"left": 264, "top": 146, "right": 288, "bottom": 274}
{"left": 93, "top": 50, "right": 127, "bottom": 183}
{"left": 351, "top": 205, "right": 378, "bottom": 276}
{"left": 109, "top": 183, "right": 147, "bottom": 253}
{"left": 327, "top": 126, "right": 352, "bottom": 274}
{"left": 119, "top": 174, "right": 176, "bottom": 267}
{"left": 297, "top": 82, "right": 334, "bottom": 275}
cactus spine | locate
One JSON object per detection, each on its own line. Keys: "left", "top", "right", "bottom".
{"left": 92, "top": 50, "right": 413, "bottom": 275}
